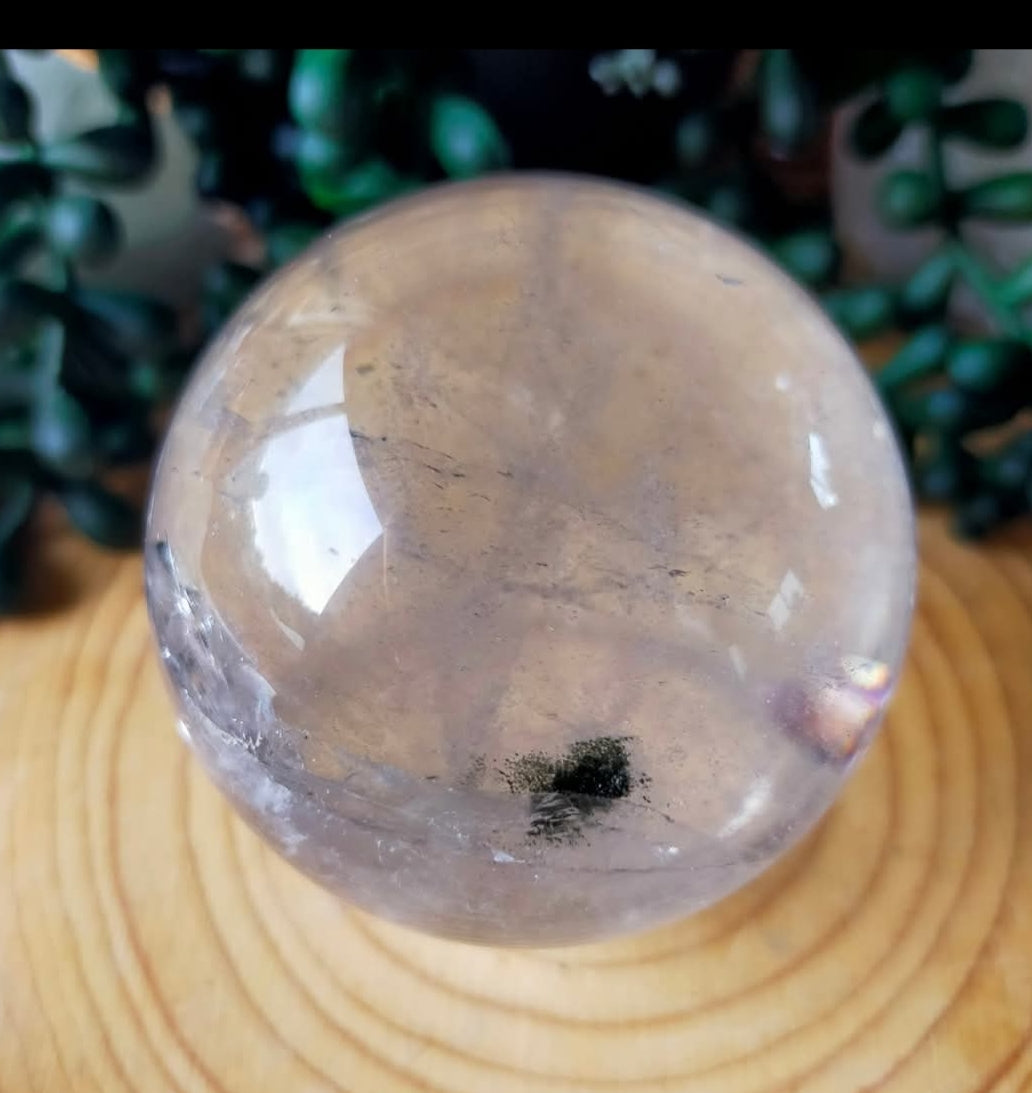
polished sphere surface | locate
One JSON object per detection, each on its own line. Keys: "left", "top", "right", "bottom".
{"left": 145, "top": 175, "right": 915, "bottom": 945}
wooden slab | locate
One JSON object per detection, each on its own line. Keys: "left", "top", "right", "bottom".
{"left": 2, "top": 508, "right": 1032, "bottom": 1092}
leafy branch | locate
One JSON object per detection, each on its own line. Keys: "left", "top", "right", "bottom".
{"left": 0, "top": 48, "right": 1028, "bottom": 611}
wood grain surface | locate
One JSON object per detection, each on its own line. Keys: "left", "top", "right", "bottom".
{"left": 2, "top": 507, "right": 1032, "bottom": 1092}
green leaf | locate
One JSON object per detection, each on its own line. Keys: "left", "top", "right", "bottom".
{"left": 823, "top": 286, "right": 896, "bottom": 340}
{"left": 173, "top": 97, "right": 220, "bottom": 148}
{"left": 73, "top": 289, "right": 177, "bottom": 357}
{"left": 0, "top": 280, "right": 64, "bottom": 341}
{"left": 916, "top": 442, "right": 977, "bottom": 502}
{"left": 202, "top": 261, "right": 262, "bottom": 329}
{"left": 59, "top": 483, "right": 139, "bottom": 549}
{"left": 981, "top": 433, "right": 1032, "bottom": 492}
{"left": 898, "top": 387, "right": 1016, "bottom": 434}
{"left": 44, "top": 195, "right": 121, "bottom": 266}
{"left": 945, "top": 339, "right": 1029, "bottom": 393}
{"left": 850, "top": 99, "right": 904, "bottom": 160}
{"left": 0, "top": 220, "right": 41, "bottom": 270}
{"left": 97, "top": 50, "right": 155, "bottom": 105}
{"left": 429, "top": 94, "right": 510, "bottom": 179}
{"left": 295, "top": 129, "right": 358, "bottom": 178}
{"left": 941, "top": 99, "right": 1028, "bottom": 150}
{"left": 878, "top": 170, "right": 941, "bottom": 227}
{"left": 898, "top": 386, "right": 967, "bottom": 431}
{"left": 883, "top": 66, "right": 943, "bottom": 124}
{"left": 675, "top": 112, "right": 714, "bottom": 168}
{"left": 705, "top": 182, "right": 753, "bottom": 228}
{"left": 0, "top": 77, "right": 32, "bottom": 141}
{"left": 238, "top": 49, "right": 288, "bottom": 84}
{"left": 194, "top": 149, "right": 227, "bottom": 198}
{"left": 98, "top": 418, "right": 153, "bottom": 465}
{"left": 41, "top": 121, "right": 155, "bottom": 185}
{"left": 266, "top": 222, "right": 322, "bottom": 267}
{"left": 34, "top": 310, "right": 70, "bottom": 388}
{"left": 128, "top": 356, "right": 179, "bottom": 401}
{"left": 999, "top": 254, "right": 1032, "bottom": 307}
{"left": 289, "top": 49, "right": 367, "bottom": 142}
{"left": 294, "top": 129, "right": 364, "bottom": 209}
{"left": 758, "top": 49, "right": 817, "bottom": 156}
{"left": 0, "top": 142, "right": 36, "bottom": 167}
{"left": 202, "top": 261, "right": 262, "bottom": 306}
{"left": 876, "top": 325, "right": 950, "bottom": 392}
{"left": 303, "top": 156, "right": 411, "bottom": 216}
{"left": 0, "top": 162, "right": 53, "bottom": 208}
{"left": 960, "top": 173, "right": 1032, "bottom": 221}
{"left": 32, "top": 387, "right": 95, "bottom": 478}
{"left": 897, "top": 248, "right": 956, "bottom": 319}
{"left": 771, "top": 229, "right": 838, "bottom": 287}
{"left": 0, "top": 374, "right": 34, "bottom": 409}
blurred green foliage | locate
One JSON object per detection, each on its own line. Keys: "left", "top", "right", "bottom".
{"left": 0, "top": 48, "right": 1030, "bottom": 609}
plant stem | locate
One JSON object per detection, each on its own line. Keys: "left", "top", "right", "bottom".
{"left": 926, "top": 115, "right": 1030, "bottom": 345}
{"left": 949, "top": 242, "right": 1029, "bottom": 342}
{"left": 927, "top": 118, "right": 953, "bottom": 230}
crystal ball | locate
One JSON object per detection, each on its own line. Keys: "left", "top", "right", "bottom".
{"left": 145, "top": 175, "right": 915, "bottom": 946}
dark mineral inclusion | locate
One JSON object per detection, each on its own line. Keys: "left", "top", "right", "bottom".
{"left": 501, "top": 736, "right": 647, "bottom": 842}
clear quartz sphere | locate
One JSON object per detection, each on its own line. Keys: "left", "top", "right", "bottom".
{"left": 145, "top": 174, "right": 915, "bottom": 946}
